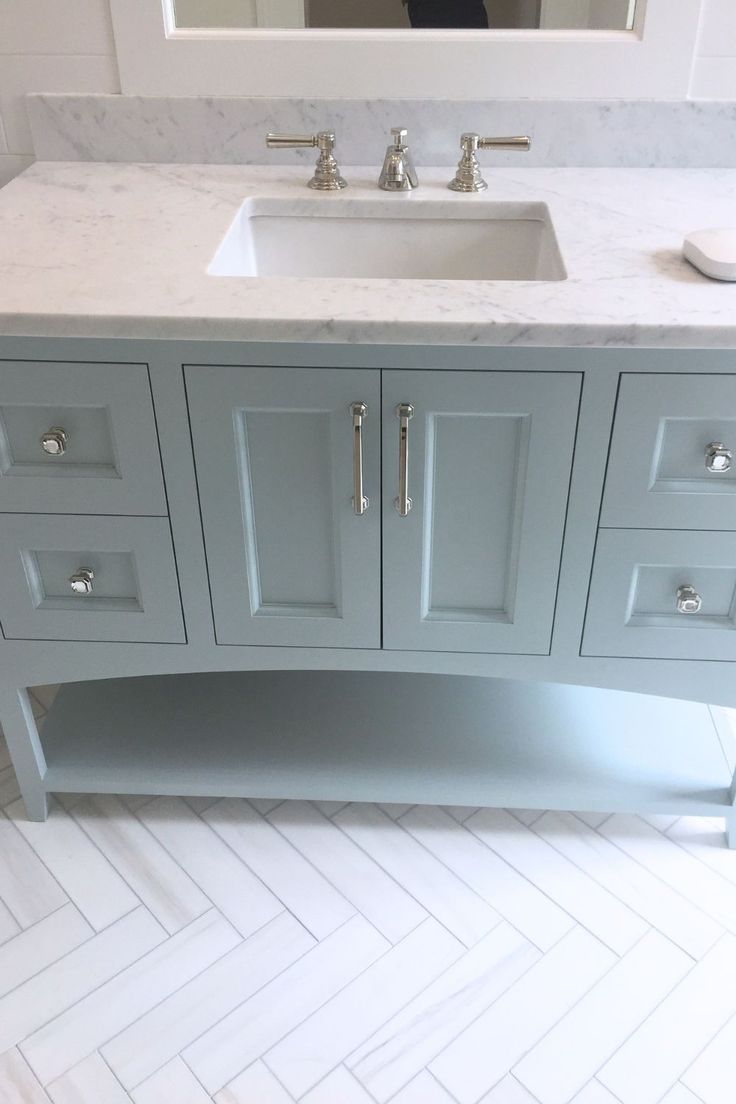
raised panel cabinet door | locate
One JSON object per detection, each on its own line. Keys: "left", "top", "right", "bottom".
{"left": 382, "top": 370, "right": 581, "bottom": 654}
{"left": 185, "top": 365, "right": 381, "bottom": 648}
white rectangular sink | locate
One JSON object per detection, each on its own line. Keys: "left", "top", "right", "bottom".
{"left": 209, "top": 197, "right": 566, "bottom": 282}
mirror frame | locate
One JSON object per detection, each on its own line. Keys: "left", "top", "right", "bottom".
{"left": 109, "top": 0, "right": 703, "bottom": 99}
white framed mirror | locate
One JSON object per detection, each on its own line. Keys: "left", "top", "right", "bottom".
{"left": 108, "top": 0, "right": 703, "bottom": 99}
{"left": 172, "top": 0, "right": 638, "bottom": 31}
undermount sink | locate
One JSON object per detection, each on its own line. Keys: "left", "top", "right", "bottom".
{"left": 208, "top": 197, "right": 566, "bottom": 281}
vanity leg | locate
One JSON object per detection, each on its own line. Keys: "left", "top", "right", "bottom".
{"left": 0, "top": 687, "right": 49, "bottom": 822}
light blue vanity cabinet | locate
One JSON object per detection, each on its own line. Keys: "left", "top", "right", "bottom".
{"left": 0, "top": 340, "right": 734, "bottom": 845}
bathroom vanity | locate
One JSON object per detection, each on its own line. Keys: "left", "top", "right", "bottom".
{"left": 1, "top": 161, "right": 735, "bottom": 842}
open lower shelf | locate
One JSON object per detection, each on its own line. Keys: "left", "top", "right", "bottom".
{"left": 38, "top": 671, "right": 735, "bottom": 817}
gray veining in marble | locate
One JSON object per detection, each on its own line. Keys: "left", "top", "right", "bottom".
{"left": 27, "top": 95, "right": 736, "bottom": 169}
{"left": 1, "top": 161, "right": 736, "bottom": 349}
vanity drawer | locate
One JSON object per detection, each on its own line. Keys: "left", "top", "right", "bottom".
{"left": 0, "top": 514, "right": 184, "bottom": 643}
{"left": 0, "top": 361, "right": 167, "bottom": 515}
{"left": 602, "top": 374, "right": 736, "bottom": 530}
{"left": 583, "top": 528, "right": 736, "bottom": 661}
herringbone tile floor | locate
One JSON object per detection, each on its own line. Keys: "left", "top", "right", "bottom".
{"left": 1, "top": 692, "right": 736, "bottom": 1103}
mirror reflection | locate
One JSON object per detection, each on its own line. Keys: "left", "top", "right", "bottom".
{"left": 174, "top": 0, "right": 637, "bottom": 31}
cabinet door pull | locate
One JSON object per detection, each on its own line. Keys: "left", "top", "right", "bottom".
{"left": 394, "top": 403, "right": 414, "bottom": 517}
{"left": 350, "top": 402, "right": 369, "bottom": 515}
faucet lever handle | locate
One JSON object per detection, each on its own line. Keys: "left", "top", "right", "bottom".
{"left": 449, "top": 132, "right": 532, "bottom": 192}
{"left": 265, "top": 130, "right": 347, "bottom": 190}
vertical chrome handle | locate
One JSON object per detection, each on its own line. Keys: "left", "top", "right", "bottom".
{"left": 394, "top": 403, "right": 414, "bottom": 517}
{"left": 350, "top": 402, "right": 369, "bottom": 515}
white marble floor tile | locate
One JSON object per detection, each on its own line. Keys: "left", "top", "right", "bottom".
{"left": 102, "top": 912, "right": 313, "bottom": 1091}
{"left": 132, "top": 1057, "right": 211, "bottom": 1104}
{"left": 0, "top": 897, "right": 19, "bottom": 947}
{"left": 0, "top": 765, "right": 20, "bottom": 808}
{"left": 183, "top": 914, "right": 388, "bottom": 1094}
{"left": 0, "top": 1048, "right": 51, "bottom": 1103}
{"left": 268, "top": 801, "right": 426, "bottom": 943}
{"left": 513, "top": 930, "right": 693, "bottom": 1104}
{"left": 71, "top": 795, "right": 210, "bottom": 935}
{"left": 334, "top": 803, "right": 499, "bottom": 948}
{"left": 0, "top": 907, "right": 164, "bottom": 1055}
{"left": 264, "top": 918, "right": 463, "bottom": 1098}
{"left": 0, "top": 737, "right": 12, "bottom": 773}
{"left": 399, "top": 805, "right": 573, "bottom": 952}
{"left": 573, "top": 813, "right": 613, "bottom": 830}
{"left": 302, "top": 1066, "right": 375, "bottom": 1103}
{"left": 312, "top": 801, "right": 348, "bottom": 818}
{"left": 390, "top": 1070, "right": 458, "bottom": 1103}
{"left": 467, "top": 809, "right": 649, "bottom": 954}
{"left": 429, "top": 927, "right": 616, "bottom": 1104}
{"left": 598, "top": 934, "right": 736, "bottom": 1104}
{"left": 659, "top": 1085, "right": 706, "bottom": 1104}
{"left": 203, "top": 799, "right": 355, "bottom": 939}
{"left": 680, "top": 1012, "right": 736, "bottom": 1104}
{"left": 47, "top": 1053, "right": 131, "bottom": 1104}
{"left": 0, "top": 810, "right": 67, "bottom": 928}
{"left": 533, "top": 811, "right": 722, "bottom": 959}
{"left": 348, "top": 923, "right": 539, "bottom": 1102}
{"left": 21, "top": 910, "right": 238, "bottom": 1085}
{"left": 667, "top": 815, "right": 736, "bottom": 884}
{"left": 7, "top": 798, "right": 138, "bottom": 931}
{"left": 215, "top": 1061, "right": 295, "bottom": 1104}
{"left": 442, "top": 805, "right": 480, "bottom": 823}
{"left": 479, "top": 1074, "right": 540, "bottom": 1104}
{"left": 569, "top": 1082, "right": 622, "bottom": 1104}
{"left": 601, "top": 815, "right": 736, "bottom": 934}
{"left": 0, "top": 904, "right": 92, "bottom": 998}
{"left": 138, "top": 796, "right": 283, "bottom": 938}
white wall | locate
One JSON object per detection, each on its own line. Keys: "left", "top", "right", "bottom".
{"left": 0, "top": 0, "right": 734, "bottom": 190}
{"left": 691, "top": 0, "right": 736, "bottom": 98}
{"left": 0, "top": 0, "right": 119, "bottom": 188}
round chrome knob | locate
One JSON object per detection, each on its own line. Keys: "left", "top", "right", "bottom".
{"left": 676, "top": 584, "right": 702, "bottom": 614}
{"left": 69, "top": 568, "right": 94, "bottom": 596}
{"left": 705, "top": 442, "right": 732, "bottom": 473}
{"left": 40, "top": 428, "right": 68, "bottom": 456}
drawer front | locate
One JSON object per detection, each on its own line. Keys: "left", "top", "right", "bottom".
{"left": 583, "top": 528, "right": 736, "bottom": 660}
{"left": 0, "top": 361, "right": 167, "bottom": 515}
{"left": 0, "top": 515, "right": 184, "bottom": 643}
{"left": 602, "top": 374, "right": 736, "bottom": 531}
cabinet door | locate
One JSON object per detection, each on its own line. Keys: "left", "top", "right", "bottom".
{"left": 186, "top": 366, "right": 380, "bottom": 648}
{"left": 382, "top": 371, "right": 580, "bottom": 653}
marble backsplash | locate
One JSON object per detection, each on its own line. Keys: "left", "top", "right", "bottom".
{"left": 27, "top": 94, "right": 736, "bottom": 168}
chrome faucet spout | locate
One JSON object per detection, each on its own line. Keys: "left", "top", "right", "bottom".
{"left": 379, "top": 128, "right": 418, "bottom": 192}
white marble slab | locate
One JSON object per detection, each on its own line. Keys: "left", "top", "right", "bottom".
{"left": 26, "top": 95, "right": 736, "bottom": 168}
{"left": 2, "top": 160, "right": 736, "bottom": 348}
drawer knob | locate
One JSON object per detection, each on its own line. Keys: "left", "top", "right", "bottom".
{"left": 705, "top": 442, "right": 732, "bottom": 473}
{"left": 40, "top": 427, "right": 68, "bottom": 456}
{"left": 69, "top": 568, "right": 94, "bottom": 596}
{"left": 676, "top": 584, "right": 702, "bottom": 614}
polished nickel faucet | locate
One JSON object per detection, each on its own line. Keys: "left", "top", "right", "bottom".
{"left": 378, "top": 128, "right": 418, "bottom": 192}
{"left": 265, "top": 131, "right": 347, "bottom": 190}
{"left": 448, "top": 133, "right": 531, "bottom": 192}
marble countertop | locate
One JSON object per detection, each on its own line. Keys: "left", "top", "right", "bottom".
{"left": 1, "top": 160, "right": 736, "bottom": 347}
